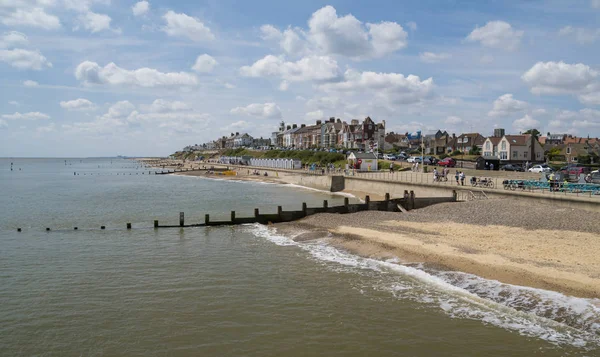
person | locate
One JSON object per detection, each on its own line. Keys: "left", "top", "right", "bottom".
{"left": 585, "top": 173, "right": 592, "bottom": 183}
{"left": 549, "top": 172, "right": 555, "bottom": 191}
{"left": 490, "top": 163, "right": 494, "bottom": 171}
{"left": 415, "top": 161, "right": 419, "bottom": 172}
{"left": 433, "top": 168, "right": 438, "bottom": 182}
{"left": 389, "top": 164, "right": 394, "bottom": 173}
{"left": 460, "top": 171, "right": 465, "bottom": 186}
{"left": 455, "top": 170, "right": 460, "bottom": 185}
{"left": 443, "top": 167, "right": 449, "bottom": 181}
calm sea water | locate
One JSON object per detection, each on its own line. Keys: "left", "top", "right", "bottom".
{"left": 0, "top": 158, "right": 598, "bottom": 356}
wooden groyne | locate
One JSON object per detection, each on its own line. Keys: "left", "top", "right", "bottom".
{"left": 15, "top": 191, "right": 458, "bottom": 232}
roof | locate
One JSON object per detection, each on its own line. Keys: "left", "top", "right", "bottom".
{"left": 478, "top": 155, "right": 500, "bottom": 160}
{"left": 538, "top": 136, "right": 547, "bottom": 145}
{"left": 504, "top": 134, "right": 531, "bottom": 146}
{"left": 486, "top": 137, "right": 502, "bottom": 145}
{"left": 348, "top": 152, "right": 377, "bottom": 160}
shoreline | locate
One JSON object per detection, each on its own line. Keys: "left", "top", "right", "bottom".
{"left": 277, "top": 200, "right": 600, "bottom": 299}
{"left": 166, "top": 161, "right": 599, "bottom": 298}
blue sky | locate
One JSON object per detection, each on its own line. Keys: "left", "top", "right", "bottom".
{"left": 1, "top": 0, "right": 600, "bottom": 157}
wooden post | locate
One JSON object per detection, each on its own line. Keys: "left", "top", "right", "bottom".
{"left": 254, "top": 208, "right": 260, "bottom": 218}
{"left": 385, "top": 193, "right": 390, "bottom": 201}
{"left": 344, "top": 197, "right": 349, "bottom": 207}
{"left": 154, "top": 220, "right": 159, "bottom": 229}
{"left": 205, "top": 214, "right": 209, "bottom": 225}
{"left": 74, "top": 227, "right": 78, "bottom": 230}
{"left": 101, "top": 226, "right": 105, "bottom": 230}
{"left": 452, "top": 190, "right": 457, "bottom": 201}
{"left": 17, "top": 228, "right": 21, "bottom": 232}
{"left": 231, "top": 211, "right": 236, "bottom": 222}
{"left": 277, "top": 206, "right": 282, "bottom": 219}
{"left": 365, "top": 195, "right": 370, "bottom": 208}
{"left": 46, "top": 228, "right": 50, "bottom": 231}
{"left": 179, "top": 212, "right": 185, "bottom": 227}
{"left": 302, "top": 202, "right": 307, "bottom": 216}
{"left": 409, "top": 190, "right": 415, "bottom": 209}
{"left": 323, "top": 200, "right": 328, "bottom": 209}
{"left": 126, "top": 223, "right": 132, "bottom": 229}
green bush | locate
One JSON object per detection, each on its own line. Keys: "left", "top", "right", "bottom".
{"left": 439, "top": 153, "right": 448, "bottom": 160}
{"left": 450, "top": 150, "right": 462, "bottom": 157}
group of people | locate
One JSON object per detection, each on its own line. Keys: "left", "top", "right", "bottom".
{"left": 432, "top": 167, "right": 451, "bottom": 182}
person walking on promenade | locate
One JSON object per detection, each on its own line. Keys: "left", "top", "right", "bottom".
{"left": 459, "top": 171, "right": 466, "bottom": 186}
{"left": 415, "top": 161, "right": 419, "bottom": 172}
{"left": 455, "top": 170, "right": 460, "bottom": 185}
{"left": 443, "top": 167, "right": 449, "bottom": 181}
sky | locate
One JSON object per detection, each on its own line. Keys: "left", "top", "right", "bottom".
{"left": 1, "top": 0, "right": 600, "bottom": 157}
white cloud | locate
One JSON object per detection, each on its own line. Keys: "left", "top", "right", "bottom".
{"left": 76, "top": 11, "right": 111, "bottom": 33}
{"left": 488, "top": 93, "right": 528, "bottom": 117}
{"left": 2, "top": 111, "right": 50, "bottom": 120}
{"left": 305, "top": 109, "right": 325, "bottom": 121}
{"left": 0, "top": 48, "right": 52, "bottom": 70}
{"left": 240, "top": 55, "right": 340, "bottom": 82}
{"left": 278, "top": 80, "right": 289, "bottom": 91}
{"left": 512, "top": 114, "right": 540, "bottom": 132}
{"left": 132, "top": 1, "right": 149, "bottom": 16}
{"left": 579, "top": 92, "right": 600, "bottom": 106}
{"left": 75, "top": 61, "right": 198, "bottom": 88}
{"left": 145, "top": 99, "right": 190, "bottom": 113}
{"left": 192, "top": 54, "right": 218, "bottom": 73}
{"left": 1, "top": 31, "right": 28, "bottom": 48}
{"left": 23, "top": 79, "right": 38, "bottom": 86}
{"left": 558, "top": 26, "right": 600, "bottom": 44}
{"left": 231, "top": 102, "right": 282, "bottom": 119}
{"left": 419, "top": 52, "right": 451, "bottom": 63}
{"left": 466, "top": 21, "right": 523, "bottom": 51}
{"left": 162, "top": 11, "right": 215, "bottom": 42}
{"left": 406, "top": 21, "right": 417, "bottom": 31}
{"left": 0, "top": 119, "right": 7, "bottom": 128}
{"left": 1, "top": 8, "right": 61, "bottom": 30}
{"left": 522, "top": 61, "right": 599, "bottom": 104}
{"left": 8, "top": 100, "right": 19, "bottom": 105}
{"left": 307, "top": 6, "right": 407, "bottom": 59}
{"left": 100, "top": 100, "right": 136, "bottom": 120}
{"left": 260, "top": 25, "right": 308, "bottom": 56}
{"left": 60, "top": 98, "right": 95, "bottom": 111}
{"left": 444, "top": 116, "right": 463, "bottom": 125}
{"left": 319, "top": 69, "right": 434, "bottom": 104}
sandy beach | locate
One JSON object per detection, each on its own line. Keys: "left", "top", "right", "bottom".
{"left": 280, "top": 199, "right": 600, "bottom": 299}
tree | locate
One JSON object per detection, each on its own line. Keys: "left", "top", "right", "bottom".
{"left": 546, "top": 147, "right": 561, "bottom": 161}
{"left": 469, "top": 146, "right": 481, "bottom": 156}
{"left": 523, "top": 128, "right": 541, "bottom": 140}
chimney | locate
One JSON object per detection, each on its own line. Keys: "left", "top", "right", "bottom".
{"left": 316, "top": 120, "right": 322, "bottom": 125}
{"left": 292, "top": 124, "right": 297, "bottom": 129}
{"left": 301, "top": 124, "right": 306, "bottom": 128}
{"left": 452, "top": 133, "right": 456, "bottom": 139}
{"left": 287, "top": 125, "right": 291, "bottom": 130}
{"left": 329, "top": 117, "right": 335, "bottom": 123}
{"left": 351, "top": 119, "right": 359, "bottom": 125}
{"left": 382, "top": 120, "right": 386, "bottom": 128}
{"left": 236, "top": 132, "right": 239, "bottom": 136}
{"left": 336, "top": 118, "right": 341, "bottom": 124}
{"left": 231, "top": 133, "right": 234, "bottom": 137}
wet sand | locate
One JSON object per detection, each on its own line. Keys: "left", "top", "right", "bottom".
{"left": 281, "top": 200, "right": 600, "bottom": 298}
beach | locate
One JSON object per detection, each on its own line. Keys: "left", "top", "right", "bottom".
{"left": 279, "top": 199, "right": 600, "bottom": 299}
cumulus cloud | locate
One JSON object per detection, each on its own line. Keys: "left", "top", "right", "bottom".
{"left": 162, "top": 11, "right": 214, "bottom": 41}
{"left": 231, "top": 102, "right": 282, "bottom": 119}
{"left": 419, "top": 52, "right": 451, "bottom": 63}
{"left": 260, "top": 6, "right": 407, "bottom": 59}
{"left": 512, "top": 114, "right": 540, "bottom": 132}
{"left": 145, "top": 99, "right": 190, "bottom": 113}
{"left": 2, "top": 111, "right": 50, "bottom": 120}
{"left": 60, "top": 98, "right": 95, "bottom": 111}
{"left": 0, "top": 31, "right": 28, "bottom": 47}
{"left": 75, "top": 11, "right": 112, "bottom": 33}
{"left": 278, "top": 80, "right": 289, "bottom": 91}
{"left": 100, "top": 101, "right": 136, "bottom": 120}
{"left": 559, "top": 26, "right": 600, "bottom": 44}
{"left": 522, "top": 61, "right": 599, "bottom": 105}
{"left": 23, "top": 79, "right": 38, "bottom": 86}
{"left": 0, "top": 48, "right": 52, "bottom": 70}
{"left": 240, "top": 54, "right": 340, "bottom": 82}
{"left": 132, "top": 1, "right": 149, "bottom": 16}
{"left": 579, "top": 92, "right": 600, "bottom": 106}
{"left": 192, "top": 54, "right": 218, "bottom": 73}
{"left": 1, "top": 7, "right": 61, "bottom": 30}
{"left": 488, "top": 93, "right": 528, "bottom": 117}
{"left": 75, "top": 61, "right": 198, "bottom": 87}
{"left": 466, "top": 21, "right": 523, "bottom": 51}
{"left": 318, "top": 69, "right": 434, "bottom": 104}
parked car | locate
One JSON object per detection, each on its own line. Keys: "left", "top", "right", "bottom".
{"left": 383, "top": 154, "right": 397, "bottom": 161}
{"left": 590, "top": 171, "right": 600, "bottom": 184}
{"left": 500, "top": 164, "right": 524, "bottom": 172}
{"left": 437, "top": 157, "right": 456, "bottom": 167}
{"left": 407, "top": 156, "right": 422, "bottom": 163}
{"left": 397, "top": 153, "right": 408, "bottom": 160}
{"left": 528, "top": 164, "right": 553, "bottom": 173}
{"left": 423, "top": 156, "right": 438, "bottom": 165}
{"left": 566, "top": 164, "right": 591, "bottom": 177}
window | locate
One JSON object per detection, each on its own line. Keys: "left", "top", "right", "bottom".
{"left": 500, "top": 152, "right": 507, "bottom": 160}
{"left": 486, "top": 142, "right": 491, "bottom": 150}
{"left": 501, "top": 141, "right": 506, "bottom": 150}
{"left": 512, "top": 151, "right": 518, "bottom": 159}
{"left": 566, "top": 147, "right": 571, "bottom": 154}
{"left": 524, "top": 151, "right": 528, "bottom": 158}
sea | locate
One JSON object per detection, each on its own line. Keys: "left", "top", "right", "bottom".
{"left": 0, "top": 158, "right": 599, "bottom": 357}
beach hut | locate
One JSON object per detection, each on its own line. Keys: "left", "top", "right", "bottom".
{"left": 347, "top": 152, "right": 378, "bottom": 171}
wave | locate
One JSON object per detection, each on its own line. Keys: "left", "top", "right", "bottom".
{"left": 246, "top": 224, "right": 600, "bottom": 350}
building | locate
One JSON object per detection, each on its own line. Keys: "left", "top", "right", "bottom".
{"left": 493, "top": 128, "right": 505, "bottom": 138}
{"left": 496, "top": 134, "right": 544, "bottom": 162}
{"left": 482, "top": 136, "right": 502, "bottom": 157}
{"left": 321, "top": 117, "right": 344, "bottom": 148}
{"left": 455, "top": 133, "right": 485, "bottom": 153}
{"left": 423, "top": 130, "right": 449, "bottom": 154}
{"left": 295, "top": 122, "right": 321, "bottom": 149}
{"left": 282, "top": 125, "right": 300, "bottom": 148}
{"left": 234, "top": 133, "right": 254, "bottom": 147}
{"left": 383, "top": 132, "right": 409, "bottom": 151}
{"left": 347, "top": 152, "right": 378, "bottom": 171}
{"left": 252, "top": 137, "right": 271, "bottom": 147}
